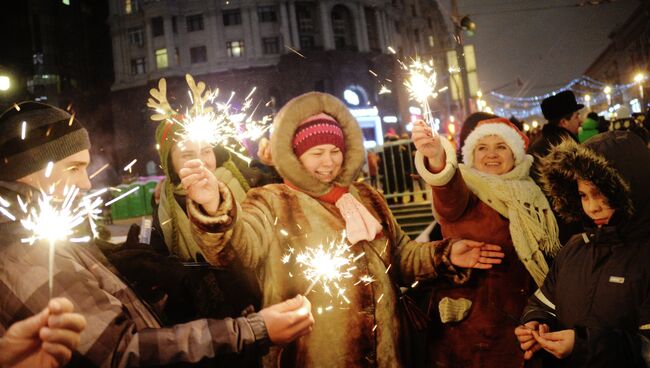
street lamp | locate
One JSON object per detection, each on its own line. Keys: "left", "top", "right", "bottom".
{"left": 0, "top": 75, "right": 10, "bottom": 92}
{"left": 634, "top": 73, "right": 646, "bottom": 100}
{"left": 604, "top": 85, "right": 612, "bottom": 107}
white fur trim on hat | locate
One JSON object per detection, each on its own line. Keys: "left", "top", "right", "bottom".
{"left": 461, "top": 122, "right": 526, "bottom": 168}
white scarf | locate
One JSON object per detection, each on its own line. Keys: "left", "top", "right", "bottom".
{"left": 459, "top": 155, "right": 561, "bottom": 286}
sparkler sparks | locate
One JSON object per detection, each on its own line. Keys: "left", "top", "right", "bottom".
{"left": 285, "top": 233, "right": 364, "bottom": 306}
{"left": 148, "top": 75, "right": 271, "bottom": 162}
{"left": 402, "top": 57, "right": 439, "bottom": 132}
{"left": 44, "top": 162, "right": 54, "bottom": 178}
{"left": 105, "top": 186, "right": 140, "bottom": 207}
{"left": 20, "top": 188, "right": 102, "bottom": 296}
{"left": 123, "top": 159, "right": 137, "bottom": 172}
{"left": 88, "top": 163, "right": 110, "bottom": 180}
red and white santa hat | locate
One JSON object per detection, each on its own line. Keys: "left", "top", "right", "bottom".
{"left": 461, "top": 117, "right": 529, "bottom": 168}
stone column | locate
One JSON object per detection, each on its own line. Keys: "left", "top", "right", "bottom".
{"left": 375, "top": 9, "right": 387, "bottom": 51}
{"left": 319, "top": 1, "right": 334, "bottom": 50}
{"left": 355, "top": 3, "right": 369, "bottom": 52}
{"left": 279, "top": 1, "right": 293, "bottom": 48}
{"left": 248, "top": 5, "right": 262, "bottom": 58}
{"left": 163, "top": 16, "right": 177, "bottom": 67}
{"left": 145, "top": 17, "right": 155, "bottom": 72}
{"left": 241, "top": 6, "right": 254, "bottom": 59}
{"left": 213, "top": 9, "right": 227, "bottom": 60}
{"left": 288, "top": 1, "right": 300, "bottom": 49}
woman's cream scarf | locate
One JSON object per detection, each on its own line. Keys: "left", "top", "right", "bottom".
{"left": 459, "top": 155, "right": 560, "bottom": 286}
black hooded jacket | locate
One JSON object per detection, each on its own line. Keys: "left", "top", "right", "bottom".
{"left": 521, "top": 131, "right": 650, "bottom": 367}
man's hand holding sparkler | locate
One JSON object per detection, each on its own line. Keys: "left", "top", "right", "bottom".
{"left": 449, "top": 240, "right": 505, "bottom": 269}
{"left": 0, "top": 298, "right": 86, "bottom": 368}
{"left": 259, "top": 295, "right": 315, "bottom": 345}
{"left": 180, "top": 159, "right": 221, "bottom": 215}
{"left": 412, "top": 120, "right": 446, "bottom": 173}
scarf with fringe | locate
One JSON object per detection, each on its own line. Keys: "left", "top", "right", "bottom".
{"left": 459, "top": 155, "right": 561, "bottom": 286}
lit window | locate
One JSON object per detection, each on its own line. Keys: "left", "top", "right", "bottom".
{"left": 124, "top": 0, "right": 139, "bottom": 14}
{"left": 226, "top": 41, "right": 244, "bottom": 57}
{"left": 155, "top": 48, "right": 168, "bottom": 69}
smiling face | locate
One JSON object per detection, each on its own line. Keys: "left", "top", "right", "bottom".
{"left": 170, "top": 140, "right": 217, "bottom": 175}
{"left": 472, "top": 135, "right": 515, "bottom": 175}
{"left": 577, "top": 179, "right": 615, "bottom": 227}
{"left": 298, "top": 144, "right": 344, "bottom": 183}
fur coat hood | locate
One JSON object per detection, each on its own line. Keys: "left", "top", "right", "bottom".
{"left": 537, "top": 130, "right": 650, "bottom": 240}
{"left": 271, "top": 92, "right": 365, "bottom": 196}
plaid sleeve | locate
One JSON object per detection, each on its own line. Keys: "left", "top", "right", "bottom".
{"left": 0, "top": 241, "right": 267, "bottom": 367}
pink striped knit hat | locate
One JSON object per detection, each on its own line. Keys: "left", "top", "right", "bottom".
{"left": 292, "top": 113, "right": 346, "bottom": 157}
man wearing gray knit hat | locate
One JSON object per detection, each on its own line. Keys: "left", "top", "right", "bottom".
{"left": 0, "top": 101, "right": 91, "bottom": 196}
{"left": 0, "top": 101, "right": 314, "bottom": 367}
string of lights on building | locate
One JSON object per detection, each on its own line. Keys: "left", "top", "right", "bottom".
{"left": 481, "top": 74, "right": 646, "bottom": 119}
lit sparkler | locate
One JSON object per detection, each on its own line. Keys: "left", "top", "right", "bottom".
{"left": 20, "top": 187, "right": 102, "bottom": 296}
{"left": 148, "top": 75, "right": 271, "bottom": 162}
{"left": 402, "top": 57, "right": 439, "bottom": 132}
{"left": 286, "top": 232, "right": 366, "bottom": 305}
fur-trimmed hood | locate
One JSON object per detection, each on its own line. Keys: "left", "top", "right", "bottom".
{"left": 538, "top": 130, "right": 650, "bottom": 239}
{"left": 271, "top": 92, "right": 365, "bottom": 196}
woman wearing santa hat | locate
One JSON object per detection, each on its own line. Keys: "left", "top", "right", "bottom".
{"left": 413, "top": 117, "right": 561, "bottom": 367}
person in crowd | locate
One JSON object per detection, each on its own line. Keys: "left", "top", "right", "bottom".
{"left": 528, "top": 90, "right": 584, "bottom": 244}
{"left": 412, "top": 117, "right": 561, "bottom": 368}
{"left": 0, "top": 298, "right": 85, "bottom": 368}
{"left": 0, "top": 101, "right": 314, "bottom": 367}
{"left": 578, "top": 112, "right": 600, "bottom": 143}
{"left": 515, "top": 130, "right": 650, "bottom": 367}
{"left": 528, "top": 90, "right": 583, "bottom": 180}
{"left": 181, "top": 92, "right": 506, "bottom": 367}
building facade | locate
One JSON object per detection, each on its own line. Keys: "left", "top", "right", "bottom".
{"left": 108, "top": 0, "right": 452, "bottom": 173}
{"left": 584, "top": 1, "right": 649, "bottom": 112}
{"left": 0, "top": 0, "right": 117, "bottom": 185}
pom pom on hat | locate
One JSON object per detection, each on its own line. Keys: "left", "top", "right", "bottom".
{"left": 461, "top": 117, "right": 529, "bottom": 168}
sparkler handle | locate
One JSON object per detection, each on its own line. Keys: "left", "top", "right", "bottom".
{"left": 48, "top": 240, "right": 55, "bottom": 299}
{"left": 304, "top": 279, "right": 319, "bottom": 296}
{"left": 422, "top": 102, "right": 438, "bottom": 135}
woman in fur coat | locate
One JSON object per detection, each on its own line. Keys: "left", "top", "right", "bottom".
{"left": 412, "top": 117, "right": 561, "bottom": 367}
{"left": 515, "top": 130, "right": 650, "bottom": 367}
{"left": 179, "top": 92, "right": 505, "bottom": 367}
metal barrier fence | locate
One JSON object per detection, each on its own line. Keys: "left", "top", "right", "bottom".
{"left": 364, "top": 139, "right": 430, "bottom": 203}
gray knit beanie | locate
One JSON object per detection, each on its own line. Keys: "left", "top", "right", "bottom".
{"left": 0, "top": 101, "right": 90, "bottom": 181}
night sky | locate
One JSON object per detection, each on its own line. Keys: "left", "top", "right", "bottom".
{"left": 438, "top": 0, "right": 639, "bottom": 97}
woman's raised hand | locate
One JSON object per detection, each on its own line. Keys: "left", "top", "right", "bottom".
{"left": 449, "top": 240, "right": 505, "bottom": 269}
{"left": 411, "top": 120, "right": 446, "bottom": 172}
{"left": 179, "top": 159, "right": 221, "bottom": 215}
